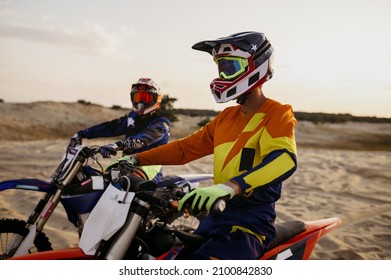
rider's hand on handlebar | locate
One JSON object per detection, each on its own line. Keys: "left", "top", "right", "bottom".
{"left": 100, "top": 143, "right": 120, "bottom": 158}
{"left": 177, "top": 183, "right": 235, "bottom": 213}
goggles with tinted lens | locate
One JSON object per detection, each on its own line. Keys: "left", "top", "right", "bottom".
{"left": 215, "top": 56, "right": 248, "bottom": 80}
{"left": 131, "top": 91, "right": 155, "bottom": 104}
{"left": 131, "top": 84, "right": 158, "bottom": 104}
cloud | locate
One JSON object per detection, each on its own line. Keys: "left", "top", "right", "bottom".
{"left": 0, "top": 21, "right": 132, "bottom": 56}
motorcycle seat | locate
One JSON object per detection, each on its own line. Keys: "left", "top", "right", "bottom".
{"left": 268, "top": 220, "right": 306, "bottom": 249}
{"left": 173, "top": 220, "right": 307, "bottom": 250}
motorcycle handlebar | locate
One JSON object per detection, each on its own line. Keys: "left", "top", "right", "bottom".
{"left": 86, "top": 146, "right": 117, "bottom": 157}
{"left": 76, "top": 146, "right": 228, "bottom": 213}
{"left": 89, "top": 146, "right": 101, "bottom": 154}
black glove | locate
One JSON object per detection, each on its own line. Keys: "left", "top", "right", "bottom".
{"left": 100, "top": 142, "right": 123, "bottom": 158}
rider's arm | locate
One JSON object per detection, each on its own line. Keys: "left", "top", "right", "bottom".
{"left": 116, "top": 118, "right": 171, "bottom": 152}
{"left": 231, "top": 149, "right": 297, "bottom": 194}
{"left": 137, "top": 118, "right": 215, "bottom": 165}
{"left": 78, "top": 115, "right": 128, "bottom": 139}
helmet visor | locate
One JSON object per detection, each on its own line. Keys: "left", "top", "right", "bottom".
{"left": 215, "top": 57, "right": 248, "bottom": 80}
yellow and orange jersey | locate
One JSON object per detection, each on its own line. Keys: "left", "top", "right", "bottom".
{"left": 138, "top": 98, "right": 297, "bottom": 194}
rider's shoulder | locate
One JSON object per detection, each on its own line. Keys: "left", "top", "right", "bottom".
{"left": 153, "top": 116, "right": 172, "bottom": 129}
{"left": 151, "top": 114, "right": 171, "bottom": 124}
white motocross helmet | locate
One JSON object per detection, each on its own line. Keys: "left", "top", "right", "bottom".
{"left": 192, "top": 31, "right": 274, "bottom": 104}
{"left": 130, "top": 78, "right": 162, "bottom": 116}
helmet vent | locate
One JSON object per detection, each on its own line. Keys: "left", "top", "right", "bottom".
{"left": 248, "top": 72, "right": 260, "bottom": 86}
{"left": 214, "top": 89, "right": 221, "bottom": 99}
{"left": 254, "top": 41, "right": 271, "bottom": 59}
{"left": 227, "top": 87, "right": 237, "bottom": 98}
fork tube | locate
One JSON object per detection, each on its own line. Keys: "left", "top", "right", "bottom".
{"left": 26, "top": 192, "right": 53, "bottom": 225}
{"left": 35, "top": 160, "right": 83, "bottom": 231}
{"left": 61, "top": 161, "right": 83, "bottom": 186}
{"left": 105, "top": 198, "right": 150, "bottom": 260}
{"left": 35, "top": 189, "right": 62, "bottom": 231}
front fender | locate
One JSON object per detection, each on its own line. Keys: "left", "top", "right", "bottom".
{"left": 0, "top": 178, "right": 53, "bottom": 193}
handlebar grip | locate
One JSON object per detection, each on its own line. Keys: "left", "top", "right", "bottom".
{"left": 89, "top": 146, "right": 101, "bottom": 154}
{"left": 175, "top": 190, "right": 187, "bottom": 199}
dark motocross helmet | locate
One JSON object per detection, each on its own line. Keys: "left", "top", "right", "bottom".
{"left": 192, "top": 31, "right": 274, "bottom": 103}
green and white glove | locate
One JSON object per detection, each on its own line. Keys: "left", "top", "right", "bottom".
{"left": 178, "top": 184, "right": 235, "bottom": 213}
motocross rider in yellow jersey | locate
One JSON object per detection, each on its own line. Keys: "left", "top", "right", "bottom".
{"left": 131, "top": 32, "right": 297, "bottom": 259}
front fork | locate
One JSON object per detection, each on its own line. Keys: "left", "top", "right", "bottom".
{"left": 104, "top": 198, "right": 150, "bottom": 260}
{"left": 8, "top": 161, "right": 83, "bottom": 257}
{"left": 32, "top": 160, "right": 83, "bottom": 232}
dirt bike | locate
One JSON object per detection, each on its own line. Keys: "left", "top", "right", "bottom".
{"left": 8, "top": 167, "right": 342, "bottom": 260}
{"left": 0, "top": 143, "right": 212, "bottom": 259}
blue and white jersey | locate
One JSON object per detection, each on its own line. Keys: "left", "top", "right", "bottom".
{"left": 79, "top": 110, "right": 171, "bottom": 155}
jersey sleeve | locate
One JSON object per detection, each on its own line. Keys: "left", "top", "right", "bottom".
{"left": 118, "top": 117, "right": 171, "bottom": 152}
{"left": 138, "top": 117, "right": 216, "bottom": 166}
{"left": 231, "top": 105, "right": 297, "bottom": 194}
{"left": 79, "top": 114, "right": 128, "bottom": 139}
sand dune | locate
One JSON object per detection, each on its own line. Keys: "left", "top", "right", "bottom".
{"left": 0, "top": 101, "right": 390, "bottom": 259}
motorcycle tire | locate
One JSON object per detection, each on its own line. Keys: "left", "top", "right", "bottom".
{"left": 0, "top": 218, "right": 52, "bottom": 259}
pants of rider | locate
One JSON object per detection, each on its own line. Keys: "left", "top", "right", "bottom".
{"left": 182, "top": 230, "right": 267, "bottom": 260}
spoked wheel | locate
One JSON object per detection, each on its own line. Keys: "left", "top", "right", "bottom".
{"left": 0, "top": 218, "right": 52, "bottom": 259}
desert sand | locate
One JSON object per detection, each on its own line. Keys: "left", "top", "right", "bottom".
{"left": 0, "top": 101, "right": 390, "bottom": 260}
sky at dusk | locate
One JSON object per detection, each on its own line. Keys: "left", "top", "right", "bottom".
{"left": 1, "top": 0, "right": 390, "bottom": 117}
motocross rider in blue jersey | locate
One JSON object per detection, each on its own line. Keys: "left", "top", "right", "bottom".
{"left": 70, "top": 78, "right": 171, "bottom": 181}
